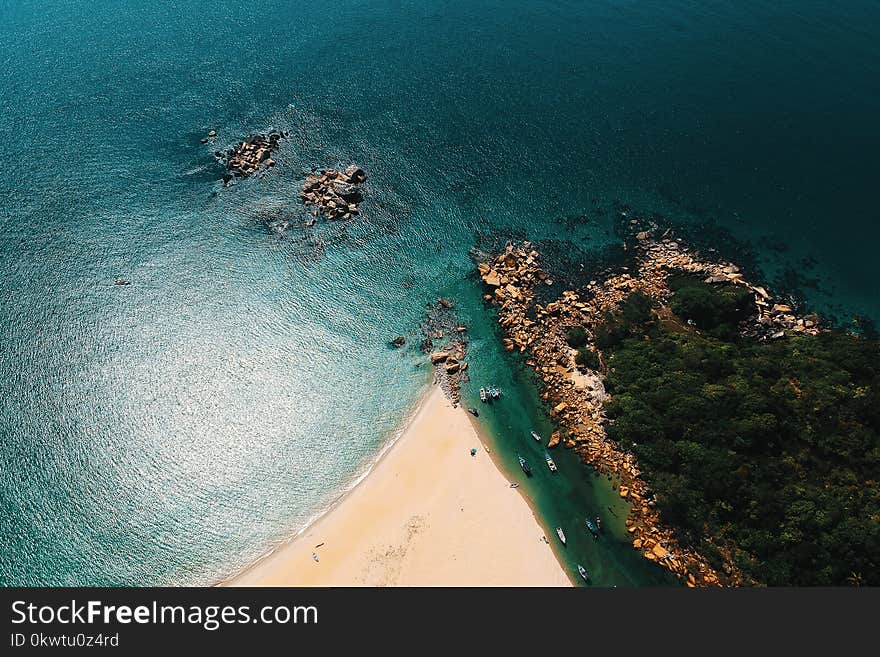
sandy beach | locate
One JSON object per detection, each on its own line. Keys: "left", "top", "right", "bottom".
{"left": 226, "top": 385, "right": 572, "bottom": 586}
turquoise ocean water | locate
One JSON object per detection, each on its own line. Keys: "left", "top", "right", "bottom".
{"left": 1, "top": 0, "right": 878, "bottom": 585}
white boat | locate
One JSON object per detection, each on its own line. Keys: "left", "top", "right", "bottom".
{"left": 545, "top": 452, "right": 557, "bottom": 472}
{"left": 556, "top": 527, "right": 566, "bottom": 545}
{"left": 531, "top": 431, "right": 542, "bottom": 442}
{"left": 479, "top": 387, "right": 487, "bottom": 403}
{"left": 577, "top": 564, "right": 590, "bottom": 582}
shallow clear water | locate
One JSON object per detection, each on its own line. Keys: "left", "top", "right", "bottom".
{"left": 1, "top": 0, "right": 877, "bottom": 585}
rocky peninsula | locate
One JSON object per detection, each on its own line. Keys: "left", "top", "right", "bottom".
{"left": 475, "top": 232, "right": 826, "bottom": 586}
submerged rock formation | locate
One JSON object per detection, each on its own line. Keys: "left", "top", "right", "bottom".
{"left": 300, "top": 165, "right": 367, "bottom": 221}
{"left": 474, "top": 234, "right": 817, "bottom": 587}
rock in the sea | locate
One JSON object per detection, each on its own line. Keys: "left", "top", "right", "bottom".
{"left": 300, "top": 166, "right": 367, "bottom": 221}
{"left": 390, "top": 336, "right": 406, "bottom": 348}
{"left": 331, "top": 181, "right": 363, "bottom": 202}
{"left": 216, "top": 132, "right": 285, "bottom": 180}
{"left": 430, "top": 351, "right": 450, "bottom": 364}
{"left": 483, "top": 269, "right": 502, "bottom": 287}
{"left": 344, "top": 165, "right": 366, "bottom": 183}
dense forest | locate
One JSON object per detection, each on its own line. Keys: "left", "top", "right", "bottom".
{"left": 595, "top": 276, "right": 880, "bottom": 586}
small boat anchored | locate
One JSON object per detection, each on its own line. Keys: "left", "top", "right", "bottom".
{"left": 577, "top": 564, "right": 590, "bottom": 583}
{"left": 467, "top": 407, "right": 479, "bottom": 417}
{"left": 489, "top": 386, "right": 502, "bottom": 400}
{"left": 585, "top": 518, "right": 599, "bottom": 538}
{"left": 479, "top": 387, "right": 488, "bottom": 403}
{"left": 518, "top": 455, "right": 532, "bottom": 476}
{"left": 530, "top": 431, "right": 543, "bottom": 442}
{"left": 556, "top": 527, "right": 566, "bottom": 545}
{"left": 545, "top": 451, "right": 557, "bottom": 472}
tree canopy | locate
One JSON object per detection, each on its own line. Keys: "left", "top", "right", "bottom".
{"left": 599, "top": 282, "right": 880, "bottom": 585}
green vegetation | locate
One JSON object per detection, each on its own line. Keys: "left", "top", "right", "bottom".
{"left": 565, "top": 325, "right": 588, "bottom": 348}
{"left": 668, "top": 274, "right": 753, "bottom": 339}
{"left": 575, "top": 346, "right": 599, "bottom": 370}
{"left": 601, "top": 285, "right": 880, "bottom": 586}
{"left": 594, "top": 291, "right": 654, "bottom": 349}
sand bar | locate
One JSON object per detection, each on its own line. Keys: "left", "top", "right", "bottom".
{"left": 226, "top": 385, "right": 571, "bottom": 586}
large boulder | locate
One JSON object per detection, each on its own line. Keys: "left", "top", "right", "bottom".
{"left": 483, "top": 269, "right": 502, "bottom": 287}
{"left": 344, "top": 165, "right": 366, "bottom": 182}
{"left": 430, "top": 351, "right": 450, "bottom": 364}
{"left": 332, "top": 181, "right": 364, "bottom": 202}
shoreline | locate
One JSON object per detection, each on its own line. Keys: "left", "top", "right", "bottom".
{"left": 215, "top": 383, "right": 434, "bottom": 586}
{"left": 459, "top": 397, "right": 578, "bottom": 588}
{"left": 223, "top": 384, "right": 572, "bottom": 587}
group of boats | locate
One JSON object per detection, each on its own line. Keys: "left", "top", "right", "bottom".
{"left": 552, "top": 528, "right": 592, "bottom": 583}
{"left": 479, "top": 386, "right": 502, "bottom": 403}
{"left": 514, "top": 428, "right": 557, "bottom": 475}
{"left": 516, "top": 450, "right": 557, "bottom": 476}
{"left": 473, "top": 394, "right": 597, "bottom": 585}
{"left": 554, "top": 516, "right": 602, "bottom": 547}
{"left": 555, "top": 514, "right": 604, "bottom": 583}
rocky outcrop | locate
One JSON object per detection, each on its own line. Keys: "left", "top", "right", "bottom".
{"left": 632, "top": 232, "right": 821, "bottom": 340}
{"left": 214, "top": 131, "right": 287, "bottom": 182}
{"left": 300, "top": 165, "right": 367, "bottom": 221}
{"left": 421, "top": 297, "right": 468, "bottom": 405}
{"left": 430, "top": 351, "right": 451, "bottom": 364}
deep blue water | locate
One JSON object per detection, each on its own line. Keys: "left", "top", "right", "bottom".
{"left": 1, "top": 0, "right": 878, "bottom": 585}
